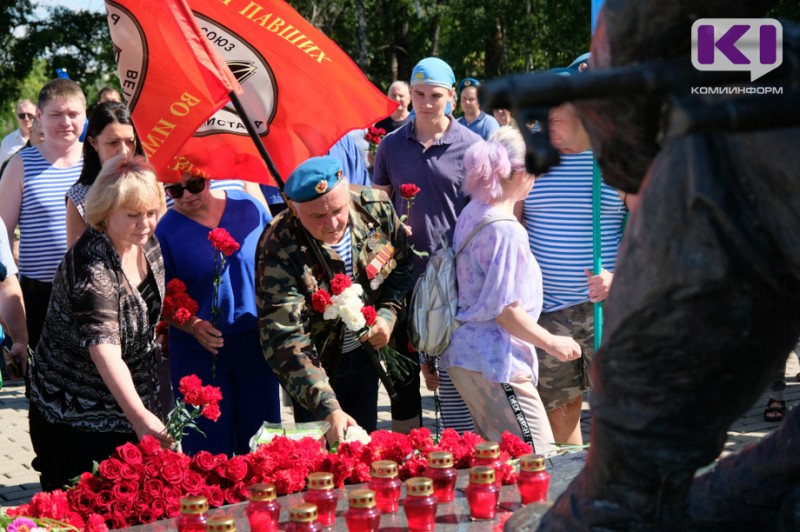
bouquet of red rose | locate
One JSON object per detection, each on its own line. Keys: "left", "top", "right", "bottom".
{"left": 364, "top": 125, "right": 386, "bottom": 155}
{"left": 311, "top": 274, "right": 413, "bottom": 383}
{"left": 207, "top": 228, "right": 240, "bottom": 377}
{"left": 165, "top": 374, "right": 222, "bottom": 443}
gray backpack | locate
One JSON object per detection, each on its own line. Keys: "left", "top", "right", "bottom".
{"left": 408, "top": 216, "right": 514, "bottom": 356}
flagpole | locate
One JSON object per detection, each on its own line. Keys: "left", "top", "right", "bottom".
{"left": 227, "top": 91, "right": 286, "bottom": 190}
{"left": 591, "top": 0, "right": 605, "bottom": 351}
{"left": 227, "top": 90, "right": 401, "bottom": 402}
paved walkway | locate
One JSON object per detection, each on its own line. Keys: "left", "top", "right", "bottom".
{"left": 1, "top": 352, "right": 798, "bottom": 511}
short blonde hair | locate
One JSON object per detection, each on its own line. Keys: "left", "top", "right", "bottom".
{"left": 85, "top": 155, "right": 166, "bottom": 231}
{"left": 37, "top": 78, "right": 86, "bottom": 111}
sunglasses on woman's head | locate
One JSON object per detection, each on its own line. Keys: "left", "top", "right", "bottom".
{"left": 164, "top": 177, "right": 206, "bottom": 199}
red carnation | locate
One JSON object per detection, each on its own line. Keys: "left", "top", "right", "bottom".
{"left": 500, "top": 430, "right": 533, "bottom": 458}
{"left": 208, "top": 227, "right": 241, "bottom": 256}
{"left": 178, "top": 374, "right": 203, "bottom": 404}
{"left": 202, "top": 402, "right": 221, "bottom": 422}
{"left": 330, "top": 273, "right": 352, "bottom": 295}
{"left": 162, "top": 281, "right": 198, "bottom": 325}
{"left": 86, "top": 513, "right": 110, "bottom": 532}
{"left": 172, "top": 308, "right": 191, "bottom": 325}
{"left": 361, "top": 305, "right": 378, "bottom": 326}
{"left": 166, "top": 278, "right": 187, "bottom": 294}
{"left": 311, "top": 289, "right": 332, "bottom": 313}
{"left": 399, "top": 183, "right": 421, "bottom": 200}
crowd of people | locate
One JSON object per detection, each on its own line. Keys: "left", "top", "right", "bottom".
{"left": 7, "top": 52, "right": 749, "bottom": 494}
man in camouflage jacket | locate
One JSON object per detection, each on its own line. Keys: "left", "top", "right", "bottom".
{"left": 255, "top": 156, "right": 412, "bottom": 443}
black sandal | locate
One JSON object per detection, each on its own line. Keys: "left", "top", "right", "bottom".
{"left": 764, "top": 399, "right": 786, "bottom": 422}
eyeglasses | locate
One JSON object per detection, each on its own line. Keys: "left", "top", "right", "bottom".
{"left": 17, "top": 113, "right": 35, "bottom": 120}
{"left": 164, "top": 177, "right": 206, "bottom": 199}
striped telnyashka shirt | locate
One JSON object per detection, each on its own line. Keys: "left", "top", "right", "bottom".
{"left": 522, "top": 150, "right": 626, "bottom": 313}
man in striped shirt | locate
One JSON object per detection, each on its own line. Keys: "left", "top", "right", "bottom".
{"left": 520, "top": 94, "right": 627, "bottom": 446}
{"left": 0, "top": 79, "right": 86, "bottom": 353}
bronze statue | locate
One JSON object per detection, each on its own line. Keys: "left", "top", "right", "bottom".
{"left": 486, "top": 1, "right": 800, "bottom": 529}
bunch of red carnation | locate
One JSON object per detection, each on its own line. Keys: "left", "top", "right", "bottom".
{"left": 6, "top": 489, "right": 108, "bottom": 531}
{"left": 166, "top": 374, "right": 223, "bottom": 442}
{"left": 162, "top": 278, "right": 198, "bottom": 325}
{"left": 208, "top": 227, "right": 240, "bottom": 257}
{"left": 364, "top": 126, "right": 386, "bottom": 153}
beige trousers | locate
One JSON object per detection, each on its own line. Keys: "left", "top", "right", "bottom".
{"left": 447, "top": 366, "right": 556, "bottom": 455}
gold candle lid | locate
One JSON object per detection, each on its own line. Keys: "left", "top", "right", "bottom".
{"left": 475, "top": 441, "right": 500, "bottom": 459}
{"left": 180, "top": 495, "right": 209, "bottom": 515}
{"left": 520, "top": 453, "right": 547, "bottom": 472}
{"left": 427, "top": 451, "right": 454, "bottom": 469}
{"left": 249, "top": 482, "right": 277, "bottom": 501}
{"left": 289, "top": 502, "right": 318, "bottom": 523}
{"left": 307, "top": 471, "right": 334, "bottom": 490}
{"left": 371, "top": 459, "right": 399, "bottom": 478}
{"left": 469, "top": 465, "right": 496, "bottom": 485}
{"left": 206, "top": 514, "right": 235, "bottom": 531}
{"left": 406, "top": 477, "right": 434, "bottom": 497}
{"left": 348, "top": 489, "right": 376, "bottom": 509}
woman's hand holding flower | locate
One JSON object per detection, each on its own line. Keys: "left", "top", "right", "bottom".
{"left": 191, "top": 319, "right": 224, "bottom": 355}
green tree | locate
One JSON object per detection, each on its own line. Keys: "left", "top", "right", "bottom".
{"left": 0, "top": 0, "right": 34, "bottom": 130}
{"left": 0, "top": 3, "right": 118, "bottom": 135}
{"left": 18, "top": 6, "right": 117, "bottom": 104}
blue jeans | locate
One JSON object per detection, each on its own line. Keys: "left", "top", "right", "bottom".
{"left": 292, "top": 345, "right": 379, "bottom": 433}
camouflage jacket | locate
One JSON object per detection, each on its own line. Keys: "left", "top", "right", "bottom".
{"left": 255, "top": 186, "right": 413, "bottom": 420}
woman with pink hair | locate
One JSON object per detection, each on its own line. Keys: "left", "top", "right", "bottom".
{"left": 439, "top": 127, "right": 580, "bottom": 453}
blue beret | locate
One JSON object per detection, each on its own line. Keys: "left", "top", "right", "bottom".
{"left": 284, "top": 156, "right": 344, "bottom": 202}
{"left": 546, "top": 67, "right": 575, "bottom": 77}
{"left": 568, "top": 52, "right": 591, "bottom": 71}
{"left": 458, "top": 78, "right": 481, "bottom": 93}
{"left": 410, "top": 57, "right": 455, "bottom": 89}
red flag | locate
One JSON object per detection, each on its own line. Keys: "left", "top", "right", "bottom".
{"left": 104, "top": 0, "right": 240, "bottom": 178}
{"left": 169, "top": 0, "right": 397, "bottom": 183}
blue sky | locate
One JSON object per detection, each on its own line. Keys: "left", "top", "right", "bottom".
{"left": 38, "top": 0, "right": 105, "bottom": 13}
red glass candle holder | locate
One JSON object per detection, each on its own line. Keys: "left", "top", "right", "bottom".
{"left": 205, "top": 514, "right": 236, "bottom": 532}
{"left": 473, "top": 441, "right": 503, "bottom": 487}
{"left": 423, "top": 451, "right": 458, "bottom": 503}
{"left": 286, "top": 503, "right": 322, "bottom": 532}
{"left": 344, "top": 488, "right": 381, "bottom": 532}
{"left": 402, "top": 477, "right": 438, "bottom": 531}
{"left": 247, "top": 483, "right": 281, "bottom": 532}
{"left": 177, "top": 495, "right": 208, "bottom": 532}
{"left": 517, "top": 453, "right": 551, "bottom": 504}
{"left": 465, "top": 466, "right": 500, "bottom": 520}
{"left": 368, "top": 460, "right": 402, "bottom": 513}
{"left": 303, "top": 472, "right": 338, "bottom": 526}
